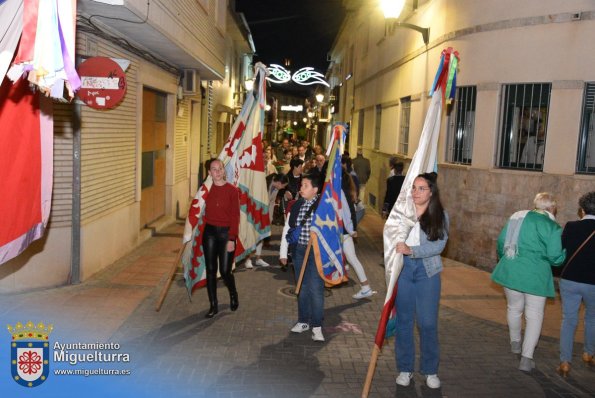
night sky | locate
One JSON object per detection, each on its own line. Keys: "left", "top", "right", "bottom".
{"left": 235, "top": 0, "right": 345, "bottom": 80}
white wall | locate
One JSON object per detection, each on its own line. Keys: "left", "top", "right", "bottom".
{"left": 80, "top": 204, "right": 140, "bottom": 280}
{"left": 0, "top": 227, "right": 71, "bottom": 293}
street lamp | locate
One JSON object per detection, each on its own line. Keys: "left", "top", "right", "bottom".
{"left": 381, "top": 0, "right": 429, "bottom": 45}
{"left": 244, "top": 78, "right": 254, "bottom": 91}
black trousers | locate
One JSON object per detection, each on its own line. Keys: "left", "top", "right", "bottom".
{"left": 202, "top": 224, "right": 237, "bottom": 304}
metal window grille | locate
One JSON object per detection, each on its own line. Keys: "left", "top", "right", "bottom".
{"left": 497, "top": 83, "right": 551, "bottom": 171}
{"left": 374, "top": 105, "right": 382, "bottom": 150}
{"left": 399, "top": 97, "right": 411, "bottom": 155}
{"left": 357, "top": 110, "right": 365, "bottom": 146}
{"left": 577, "top": 82, "right": 595, "bottom": 174}
{"left": 446, "top": 86, "right": 476, "bottom": 164}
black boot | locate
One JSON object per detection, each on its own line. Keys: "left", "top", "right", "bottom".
{"left": 227, "top": 276, "right": 239, "bottom": 311}
{"left": 205, "top": 276, "right": 218, "bottom": 318}
{"left": 230, "top": 291, "right": 239, "bottom": 311}
{"left": 205, "top": 301, "right": 218, "bottom": 318}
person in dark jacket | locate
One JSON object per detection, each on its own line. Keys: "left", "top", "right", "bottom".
{"left": 383, "top": 159, "right": 405, "bottom": 218}
{"left": 284, "top": 158, "right": 304, "bottom": 201}
{"left": 556, "top": 191, "right": 595, "bottom": 376}
{"left": 352, "top": 148, "right": 371, "bottom": 203}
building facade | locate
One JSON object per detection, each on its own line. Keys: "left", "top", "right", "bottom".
{"left": 0, "top": 0, "right": 253, "bottom": 292}
{"left": 329, "top": 0, "right": 595, "bottom": 269}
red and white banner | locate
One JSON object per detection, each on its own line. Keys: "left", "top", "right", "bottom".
{"left": 0, "top": 76, "right": 53, "bottom": 264}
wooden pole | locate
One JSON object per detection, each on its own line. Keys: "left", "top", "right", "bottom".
{"left": 294, "top": 237, "right": 313, "bottom": 295}
{"left": 155, "top": 241, "right": 187, "bottom": 311}
{"left": 362, "top": 344, "right": 381, "bottom": 398}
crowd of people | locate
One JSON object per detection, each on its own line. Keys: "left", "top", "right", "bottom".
{"left": 196, "top": 135, "right": 594, "bottom": 390}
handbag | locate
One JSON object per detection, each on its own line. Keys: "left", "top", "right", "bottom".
{"left": 286, "top": 201, "right": 317, "bottom": 245}
{"left": 560, "top": 230, "right": 594, "bottom": 278}
{"left": 286, "top": 225, "right": 302, "bottom": 245}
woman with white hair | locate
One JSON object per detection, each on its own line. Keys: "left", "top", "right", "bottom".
{"left": 491, "top": 192, "right": 566, "bottom": 372}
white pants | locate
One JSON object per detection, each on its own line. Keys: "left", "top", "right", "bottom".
{"left": 504, "top": 288, "right": 546, "bottom": 359}
{"left": 343, "top": 234, "right": 368, "bottom": 285}
{"left": 358, "top": 186, "right": 366, "bottom": 204}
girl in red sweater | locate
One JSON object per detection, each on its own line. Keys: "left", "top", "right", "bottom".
{"left": 202, "top": 159, "right": 240, "bottom": 318}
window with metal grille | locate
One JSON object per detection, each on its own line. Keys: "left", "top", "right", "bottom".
{"left": 357, "top": 110, "right": 364, "bottom": 146}
{"left": 577, "top": 82, "right": 595, "bottom": 174}
{"left": 446, "top": 86, "right": 476, "bottom": 164}
{"left": 399, "top": 97, "right": 411, "bottom": 155}
{"left": 497, "top": 83, "right": 551, "bottom": 170}
{"left": 374, "top": 105, "right": 382, "bottom": 150}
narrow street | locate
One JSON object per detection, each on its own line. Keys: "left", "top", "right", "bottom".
{"left": 1, "top": 211, "right": 593, "bottom": 397}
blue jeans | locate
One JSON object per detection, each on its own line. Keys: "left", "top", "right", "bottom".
{"left": 394, "top": 256, "right": 441, "bottom": 375}
{"left": 560, "top": 279, "right": 595, "bottom": 362}
{"left": 291, "top": 244, "right": 325, "bottom": 327}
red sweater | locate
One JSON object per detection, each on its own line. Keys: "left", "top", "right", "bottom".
{"left": 204, "top": 183, "right": 240, "bottom": 240}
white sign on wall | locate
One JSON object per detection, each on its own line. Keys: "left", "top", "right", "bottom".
{"left": 280, "top": 105, "right": 303, "bottom": 112}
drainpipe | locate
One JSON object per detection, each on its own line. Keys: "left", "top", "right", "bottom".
{"left": 70, "top": 101, "right": 81, "bottom": 284}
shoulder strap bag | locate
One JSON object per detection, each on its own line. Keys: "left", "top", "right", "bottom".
{"left": 560, "top": 230, "right": 595, "bottom": 278}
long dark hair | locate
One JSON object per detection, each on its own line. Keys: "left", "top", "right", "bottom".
{"left": 417, "top": 172, "right": 446, "bottom": 241}
{"left": 341, "top": 170, "right": 357, "bottom": 204}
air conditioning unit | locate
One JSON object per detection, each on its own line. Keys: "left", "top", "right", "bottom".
{"left": 182, "top": 69, "right": 197, "bottom": 95}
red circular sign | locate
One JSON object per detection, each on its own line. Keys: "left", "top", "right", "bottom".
{"left": 76, "top": 57, "right": 127, "bottom": 109}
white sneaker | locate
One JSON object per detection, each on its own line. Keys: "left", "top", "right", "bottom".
{"left": 244, "top": 259, "right": 253, "bottom": 269}
{"left": 290, "top": 322, "right": 309, "bottom": 333}
{"left": 311, "top": 327, "right": 325, "bottom": 342}
{"left": 255, "top": 258, "right": 270, "bottom": 267}
{"left": 395, "top": 372, "right": 413, "bottom": 386}
{"left": 426, "top": 374, "right": 441, "bottom": 389}
{"left": 353, "top": 287, "right": 374, "bottom": 300}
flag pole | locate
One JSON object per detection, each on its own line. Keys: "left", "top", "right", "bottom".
{"left": 362, "top": 344, "right": 381, "bottom": 398}
{"left": 155, "top": 241, "right": 187, "bottom": 311}
{"left": 362, "top": 282, "right": 397, "bottom": 397}
{"left": 294, "top": 235, "right": 313, "bottom": 295}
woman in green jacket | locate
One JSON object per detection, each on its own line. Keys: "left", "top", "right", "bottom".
{"left": 491, "top": 192, "right": 566, "bottom": 372}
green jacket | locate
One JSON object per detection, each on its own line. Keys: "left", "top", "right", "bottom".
{"left": 491, "top": 210, "right": 566, "bottom": 297}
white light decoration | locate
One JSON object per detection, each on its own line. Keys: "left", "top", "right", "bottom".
{"left": 315, "top": 93, "right": 324, "bottom": 103}
{"left": 244, "top": 78, "right": 254, "bottom": 91}
{"left": 265, "top": 104, "right": 271, "bottom": 111}
{"left": 381, "top": 0, "right": 406, "bottom": 19}
{"left": 266, "top": 64, "right": 329, "bottom": 87}
{"left": 281, "top": 105, "right": 303, "bottom": 112}
{"left": 293, "top": 121, "right": 297, "bottom": 126}
{"left": 302, "top": 117, "right": 307, "bottom": 123}
{"left": 291, "top": 67, "right": 330, "bottom": 87}
{"left": 267, "top": 64, "right": 291, "bottom": 84}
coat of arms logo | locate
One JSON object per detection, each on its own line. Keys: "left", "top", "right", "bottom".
{"left": 7, "top": 321, "right": 53, "bottom": 387}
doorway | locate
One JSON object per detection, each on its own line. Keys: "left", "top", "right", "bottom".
{"left": 140, "top": 88, "right": 167, "bottom": 227}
